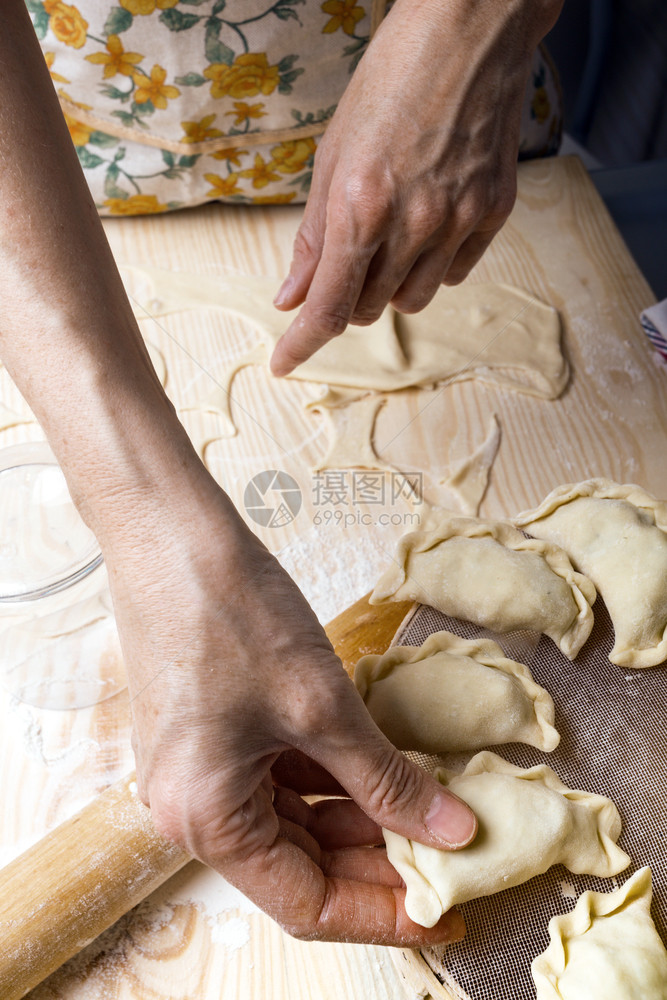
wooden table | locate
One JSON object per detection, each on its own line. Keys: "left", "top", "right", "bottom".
{"left": 1, "top": 156, "right": 665, "bottom": 998}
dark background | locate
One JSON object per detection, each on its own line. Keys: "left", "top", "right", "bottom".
{"left": 546, "top": 0, "right": 667, "bottom": 297}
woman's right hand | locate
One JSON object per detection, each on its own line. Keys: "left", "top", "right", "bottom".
{"left": 0, "top": 1, "right": 477, "bottom": 943}
{"left": 99, "top": 472, "right": 477, "bottom": 943}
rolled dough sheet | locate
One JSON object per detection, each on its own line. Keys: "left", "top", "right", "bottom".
{"left": 123, "top": 266, "right": 560, "bottom": 481}
{"left": 122, "top": 266, "right": 567, "bottom": 428}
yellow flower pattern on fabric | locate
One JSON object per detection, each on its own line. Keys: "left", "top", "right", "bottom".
{"left": 270, "top": 138, "right": 316, "bottom": 174}
{"left": 63, "top": 113, "right": 93, "bottom": 146}
{"left": 27, "top": 1, "right": 560, "bottom": 214}
{"left": 44, "top": 1, "right": 88, "bottom": 49}
{"left": 133, "top": 65, "right": 180, "bottom": 110}
{"left": 85, "top": 35, "right": 142, "bottom": 79}
{"left": 28, "top": 0, "right": 344, "bottom": 211}
{"left": 181, "top": 115, "right": 223, "bottom": 144}
{"left": 44, "top": 51, "right": 69, "bottom": 83}
{"left": 105, "top": 194, "right": 169, "bottom": 214}
{"left": 321, "top": 0, "right": 366, "bottom": 36}
{"left": 252, "top": 193, "right": 297, "bottom": 204}
{"left": 240, "top": 154, "right": 282, "bottom": 189}
{"left": 209, "top": 147, "right": 249, "bottom": 166}
{"left": 58, "top": 89, "right": 93, "bottom": 145}
{"left": 225, "top": 102, "right": 267, "bottom": 126}
{"left": 120, "top": 0, "right": 177, "bottom": 15}
{"left": 204, "top": 173, "right": 241, "bottom": 198}
{"left": 204, "top": 54, "right": 280, "bottom": 101}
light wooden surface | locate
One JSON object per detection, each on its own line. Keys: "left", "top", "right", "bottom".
{"left": 0, "top": 156, "right": 665, "bottom": 999}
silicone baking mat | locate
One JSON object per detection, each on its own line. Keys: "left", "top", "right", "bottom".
{"left": 392, "top": 599, "right": 667, "bottom": 999}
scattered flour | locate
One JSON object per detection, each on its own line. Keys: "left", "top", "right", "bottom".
{"left": 559, "top": 880, "right": 577, "bottom": 900}
{"left": 210, "top": 915, "right": 251, "bottom": 950}
{"left": 277, "top": 526, "right": 392, "bottom": 625}
{"left": 167, "top": 863, "right": 262, "bottom": 918}
{"left": 14, "top": 701, "right": 100, "bottom": 769}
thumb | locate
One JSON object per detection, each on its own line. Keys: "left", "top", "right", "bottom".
{"left": 311, "top": 697, "right": 477, "bottom": 851}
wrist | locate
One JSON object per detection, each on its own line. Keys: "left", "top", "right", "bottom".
{"left": 29, "top": 345, "right": 235, "bottom": 553}
{"left": 405, "top": 0, "right": 564, "bottom": 53}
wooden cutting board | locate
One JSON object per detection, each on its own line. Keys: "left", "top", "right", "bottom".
{"left": 0, "top": 155, "right": 665, "bottom": 999}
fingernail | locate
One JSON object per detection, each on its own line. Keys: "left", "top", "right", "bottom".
{"left": 273, "top": 274, "right": 295, "bottom": 307}
{"left": 441, "top": 908, "right": 466, "bottom": 944}
{"left": 426, "top": 793, "right": 476, "bottom": 848}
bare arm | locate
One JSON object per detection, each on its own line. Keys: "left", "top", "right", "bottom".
{"left": 0, "top": 0, "right": 475, "bottom": 944}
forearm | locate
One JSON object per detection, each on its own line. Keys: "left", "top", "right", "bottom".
{"left": 0, "top": 0, "right": 222, "bottom": 546}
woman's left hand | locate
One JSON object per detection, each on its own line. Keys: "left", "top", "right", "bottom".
{"left": 270, "top": 0, "right": 563, "bottom": 376}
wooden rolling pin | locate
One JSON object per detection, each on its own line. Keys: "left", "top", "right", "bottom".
{"left": 0, "top": 594, "right": 412, "bottom": 999}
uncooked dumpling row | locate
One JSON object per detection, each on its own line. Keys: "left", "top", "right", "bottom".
{"left": 515, "top": 479, "right": 667, "bottom": 667}
{"left": 355, "top": 630, "right": 559, "bottom": 753}
{"left": 532, "top": 867, "right": 667, "bottom": 999}
{"left": 383, "top": 751, "right": 630, "bottom": 928}
{"left": 370, "top": 514, "right": 596, "bottom": 659}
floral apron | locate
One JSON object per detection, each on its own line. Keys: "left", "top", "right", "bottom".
{"left": 28, "top": 0, "right": 562, "bottom": 215}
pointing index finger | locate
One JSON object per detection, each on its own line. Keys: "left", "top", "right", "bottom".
{"left": 270, "top": 222, "right": 378, "bottom": 377}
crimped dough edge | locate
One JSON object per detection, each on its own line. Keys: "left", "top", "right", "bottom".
{"left": 384, "top": 751, "right": 630, "bottom": 927}
{"left": 434, "top": 750, "right": 630, "bottom": 878}
{"left": 530, "top": 867, "right": 661, "bottom": 998}
{"left": 515, "top": 478, "right": 667, "bottom": 532}
{"left": 354, "top": 630, "right": 560, "bottom": 752}
{"left": 515, "top": 479, "right": 667, "bottom": 668}
{"left": 437, "top": 751, "right": 627, "bottom": 876}
{"left": 369, "top": 512, "right": 596, "bottom": 659}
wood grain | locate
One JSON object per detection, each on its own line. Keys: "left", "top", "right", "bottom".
{"left": 0, "top": 156, "right": 664, "bottom": 999}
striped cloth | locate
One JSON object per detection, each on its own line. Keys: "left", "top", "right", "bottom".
{"left": 640, "top": 299, "right": 667, "bottom": 364}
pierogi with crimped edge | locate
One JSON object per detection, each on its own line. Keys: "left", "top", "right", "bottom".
{"left": 355, "top": 630, "right": 559, "bottom": 753}
{"left": 532, "top": 867, "right": 667, "bottom": 999}
{"left": 370, "top": 513, "right": 596, "bottom": 659}
{"left": 383, "top": 752, "right": 630, "bottom": 928}
{"left": 515, "top": 479, "right": 667, "bottom": 668}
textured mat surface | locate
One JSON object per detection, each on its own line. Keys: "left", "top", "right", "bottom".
{"left": 393, "top": 600, "right": 667, "bottom": 1000}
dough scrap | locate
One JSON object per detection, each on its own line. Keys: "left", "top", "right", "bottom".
{"left": 531, "top": 867, "right": 667, "bottom": 999}
{"left": 370, "top": 513, "right": 596, "bottom": 659}
{"left": 440, "top": 413, "right": 501, "bottom": 515}
{"left": 515, "top": 479, "right": 667, "bottom": 667}
{"left": 354, "top": 630, "right": 559, "bottom": 753}
{"left": 193, "top": 344, "right": 268, "bottom": 438}
{"left": 308, "top": 393, "right": 397, "bottom": 473}
{"left": 384, "top": 751, "right": 630, "bottom": 928}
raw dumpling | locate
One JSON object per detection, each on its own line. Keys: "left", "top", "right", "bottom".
{"left": 532, "top": 867, "right": 667, "bottom": 999}
{"left": 370, "top": 514, "right": 596, "bottom": 659}
{"left": 515, "top": 480, "right": 667, "bottom": 668}
{"left": 354, "top": 630, "right": 559, "bottom": 753}
{"left": 383, "top": 751, "right": 630, "bottom": 928}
